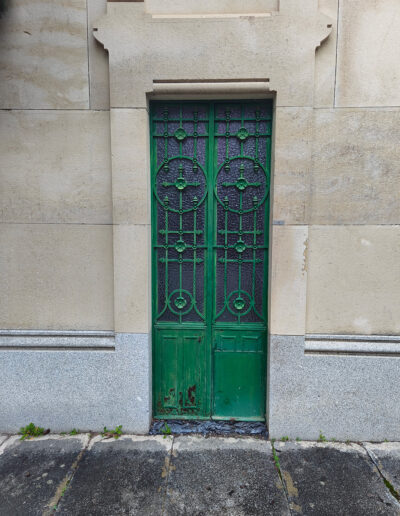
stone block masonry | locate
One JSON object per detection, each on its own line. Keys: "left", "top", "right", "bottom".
{"left": 0, "top": 0, "right": 399, "bottom": 439}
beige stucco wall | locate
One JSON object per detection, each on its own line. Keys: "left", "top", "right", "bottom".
{"left": 0, "top": 0, "right": 399, "bottom": 337}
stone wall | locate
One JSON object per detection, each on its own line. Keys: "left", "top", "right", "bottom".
{"left": 269, "top": 0, "right": 400, "bottom": 338}
{"left": 0, "top": 0, "right": 399, "bottom": 438}
{"left": 307, "top": 0, "right": 400, "bottom": 336}
{"left": 0, "top": 0, "right": 112, "bottom": 331}
{"left": 269, "top": 0, "right": 400, "bottom": 440}
{"left": 0, "top": 0, "right": 152, "bottom": 434}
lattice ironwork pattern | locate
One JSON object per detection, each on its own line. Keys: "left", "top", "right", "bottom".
{"left": 214, "top": 102, "right": 271, "bottom": 324}
{"left": 152, "top": 103, "right": 209, "bottom": 323}
{"left": 151, "top": 101, "right": 271, "bottom": 326}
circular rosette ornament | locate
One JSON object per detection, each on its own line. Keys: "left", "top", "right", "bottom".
{"left": 234, "top": 240, "right": 246, "bottom": 253}
{"left": 175, "top": 177, "right": 187, "bottom": 190}
{"left": 167, "top": 289, "right": 194, "bottom": 316}
{"left": 174, "top": 296, "right": 187, "bottom": 309}
{"left": 155, "top": 157, "right": 207, "bottom": 213}
{"left": 227, "top": 290, "right": 253, "bottom": 317}
{"left": 233, "top": 297, "right": 245, "bottom": 310}
{"left": 174, "top": 239, "right": 187, "bottom": 253}
{"left": 174, "top": 127, "right": 187, "bottom": 141}
{"left": 236, "top": 127, "right": 249, "bottom": 141}
{"left": 215, "top": 157, "right": 268, "bottom": 214}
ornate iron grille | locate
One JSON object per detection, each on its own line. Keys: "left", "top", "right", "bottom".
{"left": 151, "top": 101, "right": 271, "bottom": 326}
{"left": 152, "top": 103, "right": 209, "bottom": 323}
{"left": 213, "top": 102, "right": 271, "bottom": 324}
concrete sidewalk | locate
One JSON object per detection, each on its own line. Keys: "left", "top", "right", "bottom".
{"left": 1, "top": 434, "right": 400, "bottom": 515}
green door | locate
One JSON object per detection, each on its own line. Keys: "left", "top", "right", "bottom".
{"left": 151, "top": 100, "right": 272, "bottom": 421}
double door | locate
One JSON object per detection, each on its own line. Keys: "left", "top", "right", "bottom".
{"left": 151, "top": 100, "right": 272, "bottom": 420}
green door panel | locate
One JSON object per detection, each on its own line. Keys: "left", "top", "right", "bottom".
{"left": 213, "top": 328, "right": 266, "bottom": 420}
{"left": 151, "top": 100, "right": 272, "bottom": 420}
{"left": 154, "top": 328, "right": 208, "bottom": 418}
{"left": 213, "top": 352, "right": 266, "bottom": 420}
{"left": 214, "top": 329, "right": 265, "bottom": 353}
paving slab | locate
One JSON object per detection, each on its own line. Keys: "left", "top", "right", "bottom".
{"left": 164, "top": 436, "right": 289, "bottom": 516}
{"left": 364, "top": 442, "right": 400, "bottom": 495}
{"left": 274, "top": 441, "right": 400, "bottom": 515}
{"left": 0, "top": 435, "right": 88, "bottom": 516}
{"left": 57, "top": 435, "right": 173, "bottom": 516}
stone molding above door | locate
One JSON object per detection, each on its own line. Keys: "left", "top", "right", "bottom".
{"left": 93, "top": 1, "right": 332, "bottom": 108}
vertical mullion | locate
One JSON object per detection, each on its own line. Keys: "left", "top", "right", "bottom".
{"left": 237, "top": 103, "right": 245, "bottom": 324}
{"left": 192, "top": 206, "right": 197, "bottom": 310}
{"left": 224, "top": 110, "right": 230, "bottom": 317}
{"left": 178, "top": 105, "right": 183, "bottom": 324}
{"left": 164, "top": 109, "right": 169, "bottom": 322}
{"left": 206, "top": 102, "right": 215, "bottom": 418}
{"left": 192, "top": 112, "right": 198, "bottom": 319}
{"left": 165, "top": 206, "right": 169, "bottom": 312}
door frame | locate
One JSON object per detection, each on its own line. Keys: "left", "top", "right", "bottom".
{"left": 93, "top": 3, "right": 330, "bottom": 433}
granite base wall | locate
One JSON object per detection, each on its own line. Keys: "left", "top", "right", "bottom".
{"left": 268, "top": 334, "right": 400, "bottom": 441}
{"left": 0, "top": 332, "right": 151, "bottom": 434}
{"left": 3, "top": 330, "right": 400, "bottom": 440}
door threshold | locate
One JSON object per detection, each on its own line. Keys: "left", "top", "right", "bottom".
{"left": 149, "top": 419, "right": 268, "bottom": 438}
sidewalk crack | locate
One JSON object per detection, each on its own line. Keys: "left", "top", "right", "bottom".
{"left": 43, "top": 435, "right": 91, "bottom": 516}
{"left": 161, "top": 436, "right": 175, "bottom": 516}
{"left": 271, "top": 440, "right": 294, "bottom": 516}
{"left": 362, "top": 444, "right": 400, "bottom": 505}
